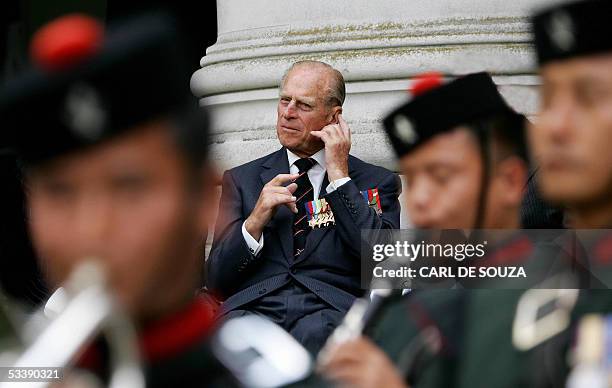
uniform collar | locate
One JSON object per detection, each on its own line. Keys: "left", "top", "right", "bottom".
{"left": 139, "top": 297, "right": 216, "bottom": 363}
{"left": 286, "top": 148, "right": 326, "bottom": 170}
{"left": 76, "top": 297, "right": 216, "bottom": 372}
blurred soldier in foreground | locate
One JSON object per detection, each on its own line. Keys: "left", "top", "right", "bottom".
{"left": 313, "top": 72, "right": 532, "bottom": 388}
{"left": 526, "top": 0, "right": 612, "bottom": 386}
{"left": 449, "top": 2, "right": 612, "bottom": 386}
{"left": 345, "top": 2, "right": 612, "bottom": 386}
{"left": 531, "top": 0, "right": 612, "bottom": 229}
{"left": 0, "top": 13, "right": 235, "bottom": 387}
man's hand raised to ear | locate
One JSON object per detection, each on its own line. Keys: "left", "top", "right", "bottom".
{"left": 311, "top": 114, "right": 351, "bottom": 182}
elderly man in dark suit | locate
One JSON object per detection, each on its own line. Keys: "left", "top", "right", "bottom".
{"left": 207, "top": 60, "right": 401, "bottom": 353}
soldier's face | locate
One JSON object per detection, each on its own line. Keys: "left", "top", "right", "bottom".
{"left": 531, "top": 54, "right": 612, "bottom": 208}
{"left": 277, "top": 66, "right": 339, "bottom": 156}
{"left": 27, "top": 122, "right": 212, "bottom": 322}
{"left": 399, "top": 128, "right": 484, "bottom": 229}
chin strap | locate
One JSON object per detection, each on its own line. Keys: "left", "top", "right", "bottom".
{"left": 473, "top": 122, "right": 491, "bottom": 230}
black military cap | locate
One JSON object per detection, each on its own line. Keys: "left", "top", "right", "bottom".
{"left": 382, "top": 72, "right": 517, "bottom": 158}
{"left": 0, "top": 12, "right": 199, "bottom": 164}
{"left": 533, "top": 0, "right": 612, "bottom": 65}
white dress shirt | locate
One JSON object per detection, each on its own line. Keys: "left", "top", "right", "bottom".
{"left": 241, "top": 149, "right": 351, "bottom": 256}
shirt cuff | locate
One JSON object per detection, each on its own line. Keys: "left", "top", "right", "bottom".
{"left": 242, "top": 221, "right": 264, "bottom": 256}
{"left": 325, "top": 177, "right": 351, "bottom": 193}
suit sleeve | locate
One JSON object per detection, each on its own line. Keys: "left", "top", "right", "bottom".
{"left": 324, "top": 170, "right": 401, "bottom": 257}
{"left": 206, "top": 169, "right": 261, "bottom": 299}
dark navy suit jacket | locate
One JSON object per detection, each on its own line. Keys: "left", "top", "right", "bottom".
{"left": 207, "top": 147, "right": 401, "bottom": 314}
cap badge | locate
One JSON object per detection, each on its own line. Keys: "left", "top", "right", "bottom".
{"left": 547, "top": 10, "right": 576, "bottom": 52}
{"left": 393, "top": 114, "right": 418, "bottom": 145}
{"left": 64, "top": 83, "right": 107, "bottom": 140}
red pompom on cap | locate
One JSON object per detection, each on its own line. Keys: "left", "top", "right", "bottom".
{"left": 30, "top": 14, "right": 104, "bottom": 71}
{"left": 411, "top": 71, "right": 444, "bottom": 97}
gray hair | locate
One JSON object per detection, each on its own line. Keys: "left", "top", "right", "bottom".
{"left": 280, "top": 60, "right": 346, "bottom": 107}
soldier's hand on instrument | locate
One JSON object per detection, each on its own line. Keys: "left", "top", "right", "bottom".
{"left": 318, "top": 336, "right": 408, "bottom": 388}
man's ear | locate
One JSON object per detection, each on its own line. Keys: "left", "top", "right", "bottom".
{"left": 498, "top": 157, "right": 528, "bottom": 206}
{"left": 330, "top": 106, "right": 342, "bottom": 124}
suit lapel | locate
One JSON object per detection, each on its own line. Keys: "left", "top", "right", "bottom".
{"left": 294, "top": 214, "right": 332, "bottom": 265}
{"left": 260, "top": 147, "right": 293, "bottom": 262}
{"left": 319, "top": 173, "right": 330, "bottom": 199}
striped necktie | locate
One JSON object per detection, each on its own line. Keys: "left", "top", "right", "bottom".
{"left": 293, "top": 158, "right": 316, "bottom": 258}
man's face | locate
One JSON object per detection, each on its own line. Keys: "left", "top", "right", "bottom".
{"left": 276, "top": 66, "right": 338, "bottom": 156}
{"left": 27, "top": 123, "right": 211, "bottom": 322}
{"left": 531, "top": 54, "right": 612, "bottom": 207}
{"left": 399, "top": 129, "right": 483, "bottom": 229}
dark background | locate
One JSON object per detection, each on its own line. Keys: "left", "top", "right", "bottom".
{"left": 0, "top": 0, "right": 218, "bottom": 306}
